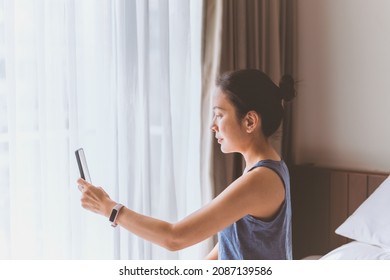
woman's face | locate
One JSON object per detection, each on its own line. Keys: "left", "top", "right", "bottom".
{"left": 210, "top": 89, "right": 248, "bottom": 153}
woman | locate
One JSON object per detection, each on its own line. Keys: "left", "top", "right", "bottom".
{"left": 77, "top": 69, "right": 296, "bottom": 260}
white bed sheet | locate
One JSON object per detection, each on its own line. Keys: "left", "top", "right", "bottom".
{"left": 320, "top": 241, "right": 390, "bottom": 260}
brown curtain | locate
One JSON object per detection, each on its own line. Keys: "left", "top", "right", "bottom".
{"left": 279, "top": 0, "right": 294, "bottom": 166}
{"left": 212, "top": 0, "right": 295, "bottom": 195}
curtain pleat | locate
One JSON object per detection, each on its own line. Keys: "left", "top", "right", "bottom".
{"left": 280, "top": 0, "right": 295, "bottom": 165}
{"left": 0, "top": 0, "right": 208, "bottom": 260}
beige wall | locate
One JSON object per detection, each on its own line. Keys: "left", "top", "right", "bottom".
{"left": 293, "top": 0, "right": 390, "bottom": 173}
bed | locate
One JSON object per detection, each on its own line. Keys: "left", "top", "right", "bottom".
{"left": 290, "top": 165, "right": 390, "bottom": 260}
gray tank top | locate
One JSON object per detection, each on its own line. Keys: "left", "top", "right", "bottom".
{"left": 218, "top": 159, "right": 292, "bottom": 260}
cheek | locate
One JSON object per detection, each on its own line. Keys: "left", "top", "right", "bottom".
{"left": 218, "top": 121, "right": 229, "bottom": 134}
{"left": 221, "top": 123, "right": 241, "bottom": 142}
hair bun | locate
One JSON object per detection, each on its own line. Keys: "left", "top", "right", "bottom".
{"left": 279, "top": 74, "right": 296, "bottom": 102}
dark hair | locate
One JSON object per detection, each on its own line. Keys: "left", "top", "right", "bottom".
{"left": 216, "top": 69, "right": 295, "bottom": 137}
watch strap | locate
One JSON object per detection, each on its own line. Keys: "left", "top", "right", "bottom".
{"left": 109, "top": 203, "right": 124, "bottom": 227}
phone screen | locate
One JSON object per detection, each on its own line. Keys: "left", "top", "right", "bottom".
{"left": 75, "top": 148, "right": 92, "bottom": 183}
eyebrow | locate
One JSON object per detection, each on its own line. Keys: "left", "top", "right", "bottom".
{"left": 212, "top": 106, "right": 226, "bottom": 111}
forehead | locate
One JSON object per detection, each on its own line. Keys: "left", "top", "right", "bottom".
{"left": 212, "top": 89, "right": 234, "bottom": 110}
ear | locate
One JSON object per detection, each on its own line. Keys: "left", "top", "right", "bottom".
{"left": 244, "top": 111, "right": 260, "bottom": 133}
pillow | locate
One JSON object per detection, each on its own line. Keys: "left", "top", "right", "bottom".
{"left": 320, "top": 241, "right": 390, "bottom": 260}
{"left": 335, "top": 175, "right": 390, "bottom": 249}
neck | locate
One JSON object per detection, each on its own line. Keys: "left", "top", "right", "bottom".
{"left": 242, "top": 138, "right": 281, "bottom": 173}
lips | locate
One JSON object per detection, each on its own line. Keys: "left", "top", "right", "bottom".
{"left": 217, "top": 138, "right": 223, "bottom": 144}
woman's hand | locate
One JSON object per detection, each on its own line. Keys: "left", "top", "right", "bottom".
{"left": 77, "top": 178, "right": 117, "bottom": 218}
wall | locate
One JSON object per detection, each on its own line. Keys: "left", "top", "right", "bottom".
{"left": 293, "top": 0, "right": 390, "bottom": 173}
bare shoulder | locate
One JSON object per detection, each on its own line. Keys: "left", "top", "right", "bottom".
{"left": 243, "top": 166, "right": 285, "bottom": 191}
{"left": 235, "top": 166, "right": 286, "bottom": 220}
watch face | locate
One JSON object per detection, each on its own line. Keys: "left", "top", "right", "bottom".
{"left": 109, "top": 209, "right": 118, "bottom": 222}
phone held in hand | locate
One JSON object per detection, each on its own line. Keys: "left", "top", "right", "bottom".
{"left": 75, "top": 148, "right": 92, "bottom": 183}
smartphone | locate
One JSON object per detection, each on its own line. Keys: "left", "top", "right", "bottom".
{"left": 75, "top": 148, "right": 92, "bottom": 183}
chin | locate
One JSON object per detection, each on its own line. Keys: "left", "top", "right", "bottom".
{"left": 220, "top": 145, "right": 235, "bottom": 154}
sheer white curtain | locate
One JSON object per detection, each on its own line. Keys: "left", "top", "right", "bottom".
{"left": 0, "top": 0, "right": 212, "bottom": 259}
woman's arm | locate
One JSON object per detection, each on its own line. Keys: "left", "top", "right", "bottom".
{"left": 77, "top": 166, "right": 284, "bottom": 251}
{"left": 205, "top": 242, "right": 218, "bottom": 260}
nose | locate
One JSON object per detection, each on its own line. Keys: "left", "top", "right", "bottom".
{"left": 210, "top": 120, "right": 218, "bottom": 132}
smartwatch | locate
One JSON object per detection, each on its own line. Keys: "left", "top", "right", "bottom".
{"left": 109, "top": 204, "right": 124, "bottom": 227}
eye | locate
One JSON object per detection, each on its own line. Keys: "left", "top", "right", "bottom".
{"left": 212, "top": 109, "right": 223, "bottom": 120}
{"left": 213, "top": 114, "right": 222, "bottom": 121}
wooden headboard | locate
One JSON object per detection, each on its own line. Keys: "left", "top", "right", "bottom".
{"left": 290, "top": 164, "right": 388, "bottom": 259}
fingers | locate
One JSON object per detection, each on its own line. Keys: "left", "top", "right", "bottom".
{"left": 79, "top": 184, "right": 112, "bottom": 216}
{"left": 78, "top": 182, "right": 107, "bottom": 202}
{"left": 79, "top": 184, "right": 98, "bottom": 212}
{"left": 77, "top": 178, "right": 95, "bottom": 193}
{"left": 80, "top": 195, "right": 98, "bottom": 212}
{"left": 77, "top": 178, "right": 92, "bottom": 187}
